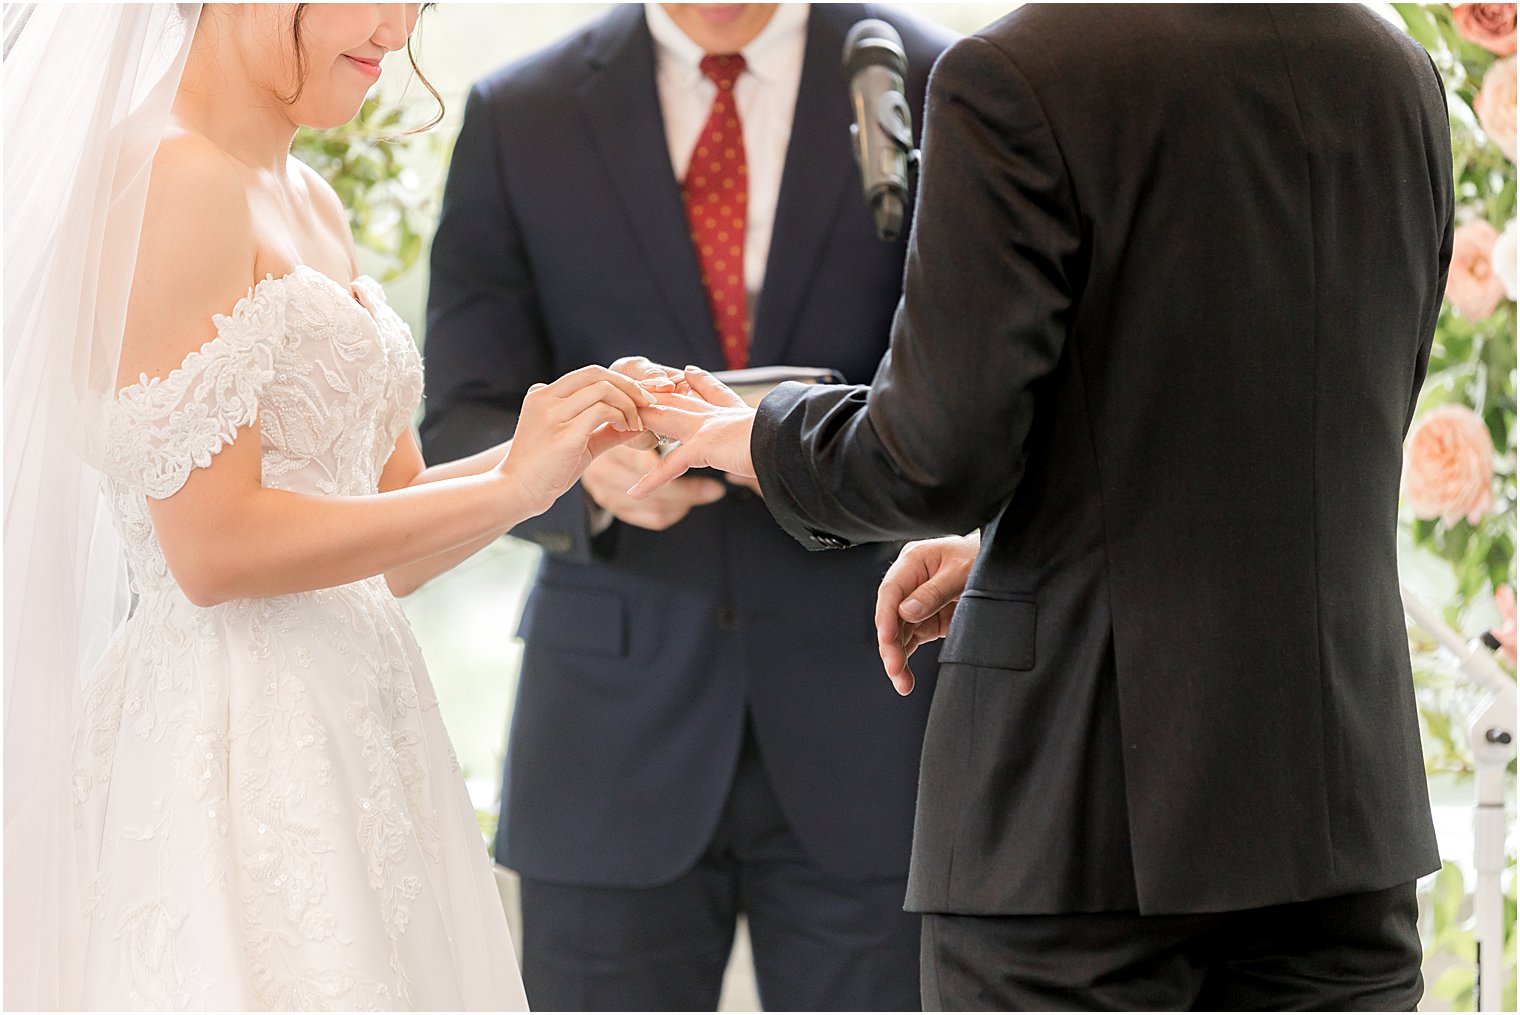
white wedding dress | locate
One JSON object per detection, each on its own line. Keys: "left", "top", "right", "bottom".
{"left": 70, "top": 266, "right": 529, "bottom": 1011}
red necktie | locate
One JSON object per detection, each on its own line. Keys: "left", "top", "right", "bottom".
{"left": 683, "top": 54, "right": 749, "bottom": 371}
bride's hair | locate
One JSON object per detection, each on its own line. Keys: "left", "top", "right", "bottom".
{"left": 285, "top": 3, "right": 444, "bottom": 132}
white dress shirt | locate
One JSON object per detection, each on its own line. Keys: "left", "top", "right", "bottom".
{"left": 644, "top": 3, "right": 809, "bottom": 304}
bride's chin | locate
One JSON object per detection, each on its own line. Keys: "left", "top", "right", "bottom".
{"left": 302, "top": 98, "right": 371, "bottom": 132}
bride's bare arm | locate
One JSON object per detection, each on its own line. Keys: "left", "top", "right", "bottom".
{"left": 369, "top": 428, "right": 617, "bottom": 596}
{"left": 149, "top": 371, "right": 644, "bottom": 607}
{"left": 127, "top": 135, "right": 650, "bottom": 607}
{"left": 370, "top": 357, "right": 686, "bottom": 594}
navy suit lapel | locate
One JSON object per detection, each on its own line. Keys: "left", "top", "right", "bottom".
{"left": 576, "top": 7, "right": 723, "bottom": 369}
{"left": 749, "top": 4, "right": 863, "bottom": 368}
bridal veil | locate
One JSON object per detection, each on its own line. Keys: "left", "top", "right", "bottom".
{"left": 3, "top": 5, "right": 198, "bottom": 1007}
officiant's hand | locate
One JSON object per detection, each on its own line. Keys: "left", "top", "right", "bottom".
{"left": 627, "top": 367, "right": 758, "bottom": 499}
{"left": 875, "top": 534, "right": 981, "bottom": 695}
{"left": 582, "top": 444, "right": 727, "bottom": 531}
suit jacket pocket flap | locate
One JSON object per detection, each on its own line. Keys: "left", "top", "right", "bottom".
{"left": 939, "top": 593, "right": 1036, "bottom": 671}
{"left": 517, "top": 583, "right": 627, "bottom": 658}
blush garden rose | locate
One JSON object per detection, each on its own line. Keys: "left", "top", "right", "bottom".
{"left": 1403, "top": 404, "right": 1497, "bottom": 526}
{"left": 1475, "top": 55, "right": 1518, "bottom": 161}
{"left": 1447, "top": 220, "right": 1508, "bottom": 319}
{"left": 1493, "top": 218, "right": 1519, "bottom": 299}
{"left": 1453, "top": 3, "right": 1518, "bottom": 55}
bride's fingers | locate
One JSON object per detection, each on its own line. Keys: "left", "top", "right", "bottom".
{"left": 561, "top": 404, "right": 628, "bottom": 448}
{"left": 554, "top": 380, "right": 644, "bottom": 432}
{"left": 683, "top": 365, "right": 748, "bottom": 409}
{"left": 548, "top": 365, "right": 658, "bottom": 410}
{"left": 587, "top": 423, "right": 647, "bottom": 459}
{"left": 626, "top": 444, "right": 698, "bottom": 500}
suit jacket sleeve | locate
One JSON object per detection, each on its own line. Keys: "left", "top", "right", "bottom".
{"left": 1406, "top": 51, "right": 1455, "bottom": 434}
{"left": 421, "top": 82, "right": 598, "bottom": 562}
{"left": 751, "top": 35, "right": 1084, "bottom": 549}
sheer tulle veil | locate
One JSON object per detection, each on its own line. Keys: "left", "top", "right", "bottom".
{"left": 3, "top": 5, "right": 199, "bottom": 1007}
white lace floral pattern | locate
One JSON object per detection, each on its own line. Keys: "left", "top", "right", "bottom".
{"left": 73, "top": 267, "right": 525, "bottom": 1011}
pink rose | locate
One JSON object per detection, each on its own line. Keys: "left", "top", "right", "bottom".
{"left": 1494, "top": 585, "right": 1517, "bottom": 666}
{"left": 1454, "top": 4, "right": 1518, "bottom": 56}
{"left": 1403, "top": 404, "right": 1496, "bottom": 526}
{"left": 1495, "top": 219, "right": 1519, "bottom": 299}
{"left": 1475, "top": 55, "right": 1517, "bottom": 161}
{"left": 1447, "top": 220, "right": 1507, "bottom": 319}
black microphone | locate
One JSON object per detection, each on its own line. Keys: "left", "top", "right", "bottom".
{"left": 842, "top": 19, "right": 918, "bottom": 242}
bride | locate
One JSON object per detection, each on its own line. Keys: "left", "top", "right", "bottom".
{"left": 4, "top": 5, "right": 666, "bottom": 1009}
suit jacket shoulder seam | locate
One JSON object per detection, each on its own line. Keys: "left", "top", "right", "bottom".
{"left": 957, "top": 34, "right": 1085, "bottom": 232}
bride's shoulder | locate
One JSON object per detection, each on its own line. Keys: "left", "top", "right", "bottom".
{"left": 120, "top": 129, "right": 259, "bottom": 390}
{"left": 287, "top": 155, "right": 342, "bottom": 219}
{"left": 287, "top": 155, "right": 355, "bottom": 264}
{"left": 150, "top": 126, "right": 247, "bottom": 201}
{"left": 143, "top": 126, "right": 255, "bottom": 255}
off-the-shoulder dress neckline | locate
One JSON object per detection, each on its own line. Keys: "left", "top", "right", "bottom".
{"left": 113, "top": 265, "right": 385, "bottom": 402}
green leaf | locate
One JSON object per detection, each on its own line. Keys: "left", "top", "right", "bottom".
{"left": 1394, "top": 3, "right": 1444, "bottom": 53}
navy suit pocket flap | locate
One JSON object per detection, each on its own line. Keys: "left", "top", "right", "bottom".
{"left": 518, "top": 583, "right": 627, "bottom": 659}
{"left": 939, "top": 593, "right": 1036, "bottom": 671}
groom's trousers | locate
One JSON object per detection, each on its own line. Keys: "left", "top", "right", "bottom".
{"left": 919, "top": 881, "right": 1422, "bottom": 1011}
{"left": 517, "top": 719, "right": 923, "bottom": 1011}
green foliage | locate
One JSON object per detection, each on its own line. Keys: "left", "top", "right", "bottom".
{"left": 477, "top": 806, "right": 498, "bottom": 849}
{"left": 1395, "top": 6, "right": 1517, "bottom": 1010}
{"left": 290, "top": 96, "right": 444, "bottom": 281}
{"left": 1423, "top": 860, "right": 1518, "bottom": 1010}
{"left": 1391, "top": 8, "right": 1518, "bottom": 614}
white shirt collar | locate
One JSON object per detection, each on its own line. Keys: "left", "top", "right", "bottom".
{"left": 645, "top": 4, "right": 810, "bottom": 86}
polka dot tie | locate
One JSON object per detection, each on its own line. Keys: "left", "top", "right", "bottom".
{"left": 684, "top": 54, "right": 749, "bottom": 371}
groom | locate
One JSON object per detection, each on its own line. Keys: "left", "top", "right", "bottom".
{"left": 629, "top": 4, "right": 1455, "bottom": 1009}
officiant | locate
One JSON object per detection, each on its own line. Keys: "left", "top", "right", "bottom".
{"left": 421, "top": 4, "right": 952, "bottom": 1009}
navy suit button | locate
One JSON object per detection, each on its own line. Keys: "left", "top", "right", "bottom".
{"left": 717, "top": 605, "right": 740, "bottom": 631}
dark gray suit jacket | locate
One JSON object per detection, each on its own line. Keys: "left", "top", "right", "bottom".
{"left": 752, "top": 3, "right": 1453, "bottom": 915}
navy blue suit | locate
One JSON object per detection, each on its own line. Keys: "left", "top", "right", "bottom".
{"left": 423, "top": 5, "right": 952, "bottom": 1009}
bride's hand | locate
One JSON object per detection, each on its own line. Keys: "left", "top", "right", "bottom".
{"left": 628, "top": 366, "right": 758, "bottom": 499}
{"left": 496, "top": 366, "right": 659, "bottom": 517}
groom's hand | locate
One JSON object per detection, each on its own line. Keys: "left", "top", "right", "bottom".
{"left": 875, "top": 534, "right": 981, "bottom": 695}
{"left": 628, "top": 367, "right": 758, "bottom": 498}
